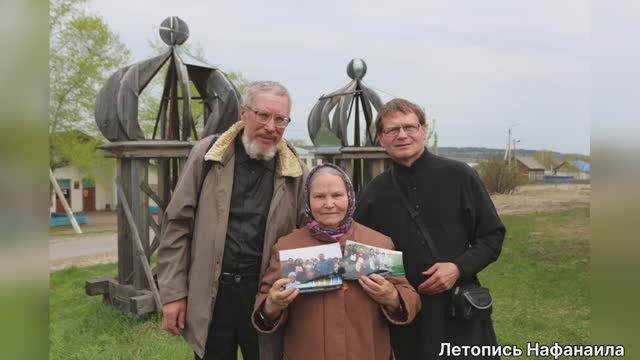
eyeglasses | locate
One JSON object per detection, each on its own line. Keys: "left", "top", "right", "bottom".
{"left": 380, "top": 123, "right": 422, "bottom": 138}
{"left": 244, "top": 105, "right": 291, "bottom": 129}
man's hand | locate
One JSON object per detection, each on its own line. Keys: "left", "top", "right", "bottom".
{"left": 264, "top": 278, "right": 299, "bottom": 320}
{"left": 417, "top": 262, "right": 461, "bottom": 295}
{"left": 359, "top": 273, "right": 401, "bottom": 311}
{"left": 162, "top": 299, "right": 187, "bottom": 336}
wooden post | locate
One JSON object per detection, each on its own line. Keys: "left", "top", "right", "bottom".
{"left": 364, "top": 158, "right": 387, "bottom": 188}
{"left": 88, "top": 141, "right": 194, "bottom": 315}
{"left": 157, "top": 158, "right": 170, "bottom": 221}
{"left": 117, "top": 158, "right": 133, "bottom": 284}
{"left": 117, "top": 183, "right": 163, "bottom": 312}
{"left": 131, "top": 158, "right": 150, "bottom": 290}
{"left": 338, "top": 159, "right": 354, "bottom": 182}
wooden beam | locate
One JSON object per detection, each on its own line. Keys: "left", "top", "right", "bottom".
{"left": 131, "top": 293, "right": 157, "bottom": 315}
{"left": 117, "top": 182, "right": 163, "bottom": 313}
{"left": 85, "top": 276, "right": 117, "bottom": 296}
{"left": 87, "top": 278, "right": 158, "bottom": 315}
{"left": 97, "top": 141, "right": 193, "bottom": 159}
{"left": 104, "top": 282, "right": 157, "bottom": 315}
{"left": 49, "top": 168, "right": 82, "bottom": 234}
{"left": 150, "top": 235, "right": 160, "bottom": 255}
{"left": 140, "top": 181, "right": 165, "bottom": 210}
{"left": 148, "top": 212, "right": 161, "bottom": 255}
{"left": 148, "top": 213, "right": 160, "bottom": 237}
{"left": 131, "top": 159, "right": 150, "bottom": 290}
{"left": 117, "top": 159, "right": 133, "bottom": 284}
{"left": 157, "top": 158, "right": 170, "bottom": 224}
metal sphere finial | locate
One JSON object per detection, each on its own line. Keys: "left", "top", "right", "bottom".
{"left": 159, "top": 16, "right": 189, "bottom": 46}
{"left": 347, "top": 58, "right": 367, "bottom": 80}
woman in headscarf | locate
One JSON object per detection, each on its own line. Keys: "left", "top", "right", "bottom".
{"left": 252, "top": 163, "right": 421, "bottom": 359}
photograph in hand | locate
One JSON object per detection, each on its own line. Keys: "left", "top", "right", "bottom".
{"left": 285, "top": 274, "right": 343, "bottom": 293}
{"left": 342, "top": 240, "right": 405, "bottom": 280}
{"left": 279, "top": 242, "right": 344, "bottom": 293}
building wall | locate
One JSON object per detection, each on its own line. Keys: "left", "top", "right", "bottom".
{"left": 51, "top": 166, "right": 116, "bottom": 212}
{"left": 95, "top": 178, "right": 116, "bottom": 211}
{"left": 528, "top": 169, "right": 545, "bottom": 181}
{"left": 51, "top": 164, "right": 159, "bottom": 213}
{"left": 51, "top": 167, "right": 84, "bottom": 212}
{"left": 298, "top": 154, "right": 323, "bottom": 169}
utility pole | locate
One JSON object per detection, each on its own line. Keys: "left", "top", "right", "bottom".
{"left": 504, "top": 123, "right": 519, "bottom": 165}
{"left": 427, "top": 117, "right": 438, "bottom": 154}
{"left": 504, "top": 127, "right": 511, "bottom": 162}
{"left": 513, "top": 138, "right": 520, "bottom": 159}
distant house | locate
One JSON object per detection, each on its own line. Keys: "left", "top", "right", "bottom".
{"left": 51, "top": 165, "right": 115, "bottom": 213}
{"left": 512, "top": 156, "right": 545, "bottom": 181}
{"left": 294, "top": 146, "right": 324, "bottom": 169}
{"left": 50, "top": 164, "right": 159, "bottom": 213}
{"left": 50, "top": 130, "right": 159, "bottom": 213}
{"left": 552, "top": 160, "right": 591, "bottom": 180}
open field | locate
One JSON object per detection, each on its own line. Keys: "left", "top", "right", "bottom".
{"left": 483, "top": 208, "right": 590, "bottom": 349}
{"left": 48, "top": 183, "right": 590, "bottom": 270}
{"left": 50, "top": 207, "right": 590, "bottom": 359}
{"left": 492, "top": 183, "right": 590, "bottom": 215}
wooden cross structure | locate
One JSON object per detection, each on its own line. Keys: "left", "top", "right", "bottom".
{"left": 86, "top": 17, "right": 240, "bottom": 315}
{"left": 85, "top": 141, "right": 192, "bottom": 314}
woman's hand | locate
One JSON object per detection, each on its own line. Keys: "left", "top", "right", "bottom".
{"left": 263, "top": 278, "right": 300, "bottom": 320}
{"left": 359, "top": 273, "right": 401, "bottom": 311}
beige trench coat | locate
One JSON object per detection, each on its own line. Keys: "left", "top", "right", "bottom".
{"left": 157, "top": 122, "right": 308, "bottom": 359}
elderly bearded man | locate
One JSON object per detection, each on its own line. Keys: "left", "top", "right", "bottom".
{"left": 158, "top": 81, "right": 308, "bottom": 360}
{"left": 355, "top": 98, "right": 505, "bottom": 360}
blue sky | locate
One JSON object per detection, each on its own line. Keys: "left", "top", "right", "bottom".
{"left": 87, "top": 0, "right": 590, "bottom": 154}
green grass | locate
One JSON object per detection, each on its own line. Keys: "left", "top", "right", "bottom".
{"left": 482, "top": 207, "right": 590, "bottom": 352}
{"left": 49, "top": 264, "right": 192, "bottom": 359}
{"left": 50, "top": 208, "right": 590, "bottom": 359}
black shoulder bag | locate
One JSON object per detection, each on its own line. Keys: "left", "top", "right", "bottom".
{"left": 390, "top": 168, "right": 493, "bottom": 320}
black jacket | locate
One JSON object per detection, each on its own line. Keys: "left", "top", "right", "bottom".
{"left": 355, "top": 150, "right": 505, "bottom": 359}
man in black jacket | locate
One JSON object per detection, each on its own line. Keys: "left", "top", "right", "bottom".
{"left": 354, "top": 98, "right": 505, "bottom": 359}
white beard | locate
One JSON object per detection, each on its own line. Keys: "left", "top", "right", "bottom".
{"left": 241, "top": 132, "right": 277, "bottom": 161}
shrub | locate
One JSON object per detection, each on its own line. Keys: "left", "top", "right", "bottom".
{"left": 476, "top": 156, "right": 522, "bottom": 194}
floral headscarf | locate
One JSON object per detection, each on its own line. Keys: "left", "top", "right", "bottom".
{"left": 304, "top": 163, "right": 356, "bottom": 239}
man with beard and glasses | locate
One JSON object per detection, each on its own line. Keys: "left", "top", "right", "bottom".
{"left": 158, "top": 81, "right": 308, "bottom": 360}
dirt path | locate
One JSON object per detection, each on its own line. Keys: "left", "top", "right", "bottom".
{"left": 49, "top": 233, "right": 117, "bottom": 271}
{"left": 49, "top": 211, "right": 119, "bottom": 271}
{"left": 492, "top": 183, "right": 590, "bottom": 215}
{"left": 49, "top": 184, "right": 590, "bottom": 271}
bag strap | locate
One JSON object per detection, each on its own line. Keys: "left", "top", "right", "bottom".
{"left": 390, "top": 167, "right": 441, "bottom": 260}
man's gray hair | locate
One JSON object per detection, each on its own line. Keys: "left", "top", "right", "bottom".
{"left": 243, "top": 81, "right": 291, "bottom": 111}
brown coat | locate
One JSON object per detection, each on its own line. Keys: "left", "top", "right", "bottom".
{"left": 252, "top": 223, "right": 422, "bottom": 360}
{"left": 157, "top": 122, "right": 308, "bottom": 359}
